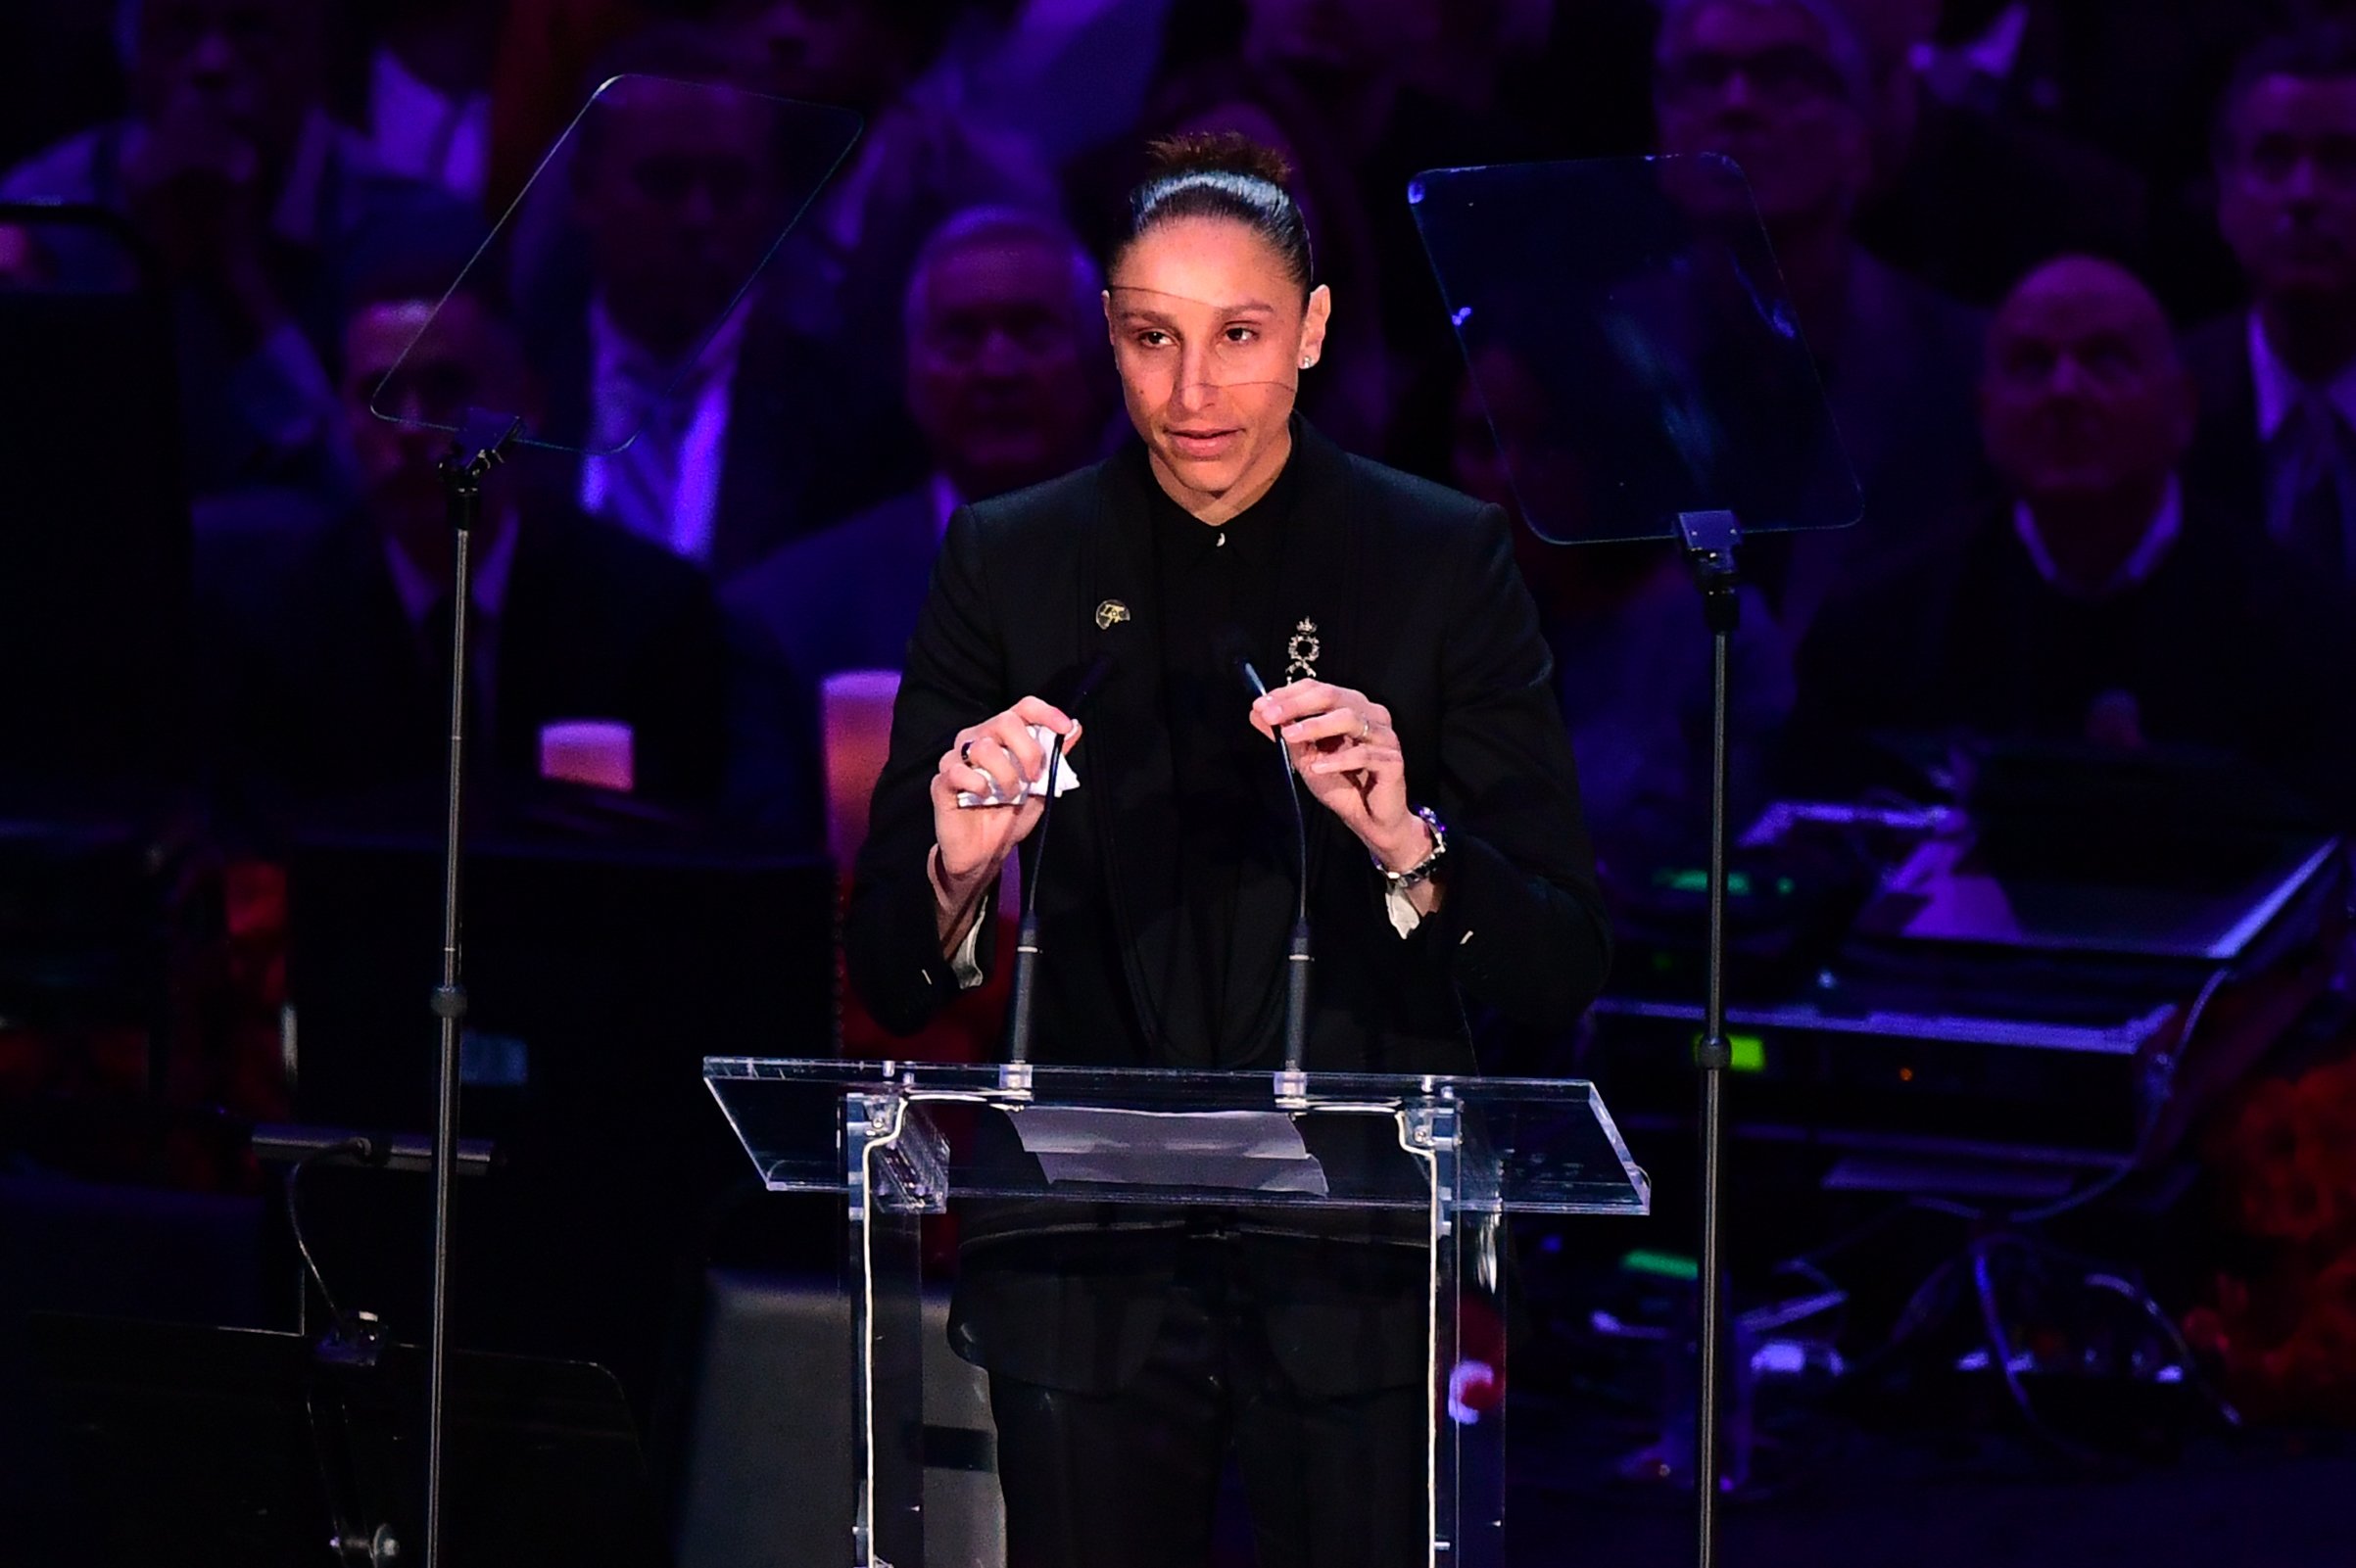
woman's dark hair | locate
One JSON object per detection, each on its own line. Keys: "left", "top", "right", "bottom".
{"left": 1113, "top": 131, "right": 1315, "bottom": 294}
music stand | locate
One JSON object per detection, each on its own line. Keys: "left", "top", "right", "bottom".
{"left": 1412, "top": 154, "right": 1862, "bottom": 1568}
{"left": 362, "top": 74, "right": 861, "bottom": 1566}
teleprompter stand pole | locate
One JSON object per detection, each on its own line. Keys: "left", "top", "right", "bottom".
{"left": 423, "top": 410, "right": 522, "bottom": 1568}
{"left": 1677, "top": 508, "right": 1742, "bottom": 1568}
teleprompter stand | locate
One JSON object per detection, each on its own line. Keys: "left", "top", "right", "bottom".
{"left": 1678, "top": 506, "right": 1743, "bottom": 1565}
{"left": 358, "top": 73, "right": 865, "bottom": 1564}
{"left": 1411, "top": 155, "right": 1865, "bottom": 1568}
{"left": 420, "top": 409, "right": 521, "bottom": 1567}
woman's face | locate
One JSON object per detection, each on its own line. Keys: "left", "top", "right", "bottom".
{"left": 1105, "top": 216, "right": 1329, "bottom": 517}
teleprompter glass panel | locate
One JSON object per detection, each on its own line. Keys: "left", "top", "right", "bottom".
{"left": 1411, "top": 155, "right": 1861, "bottom": 544}
{"left": 368, "top": 74, "right": 859, "bottom": 455}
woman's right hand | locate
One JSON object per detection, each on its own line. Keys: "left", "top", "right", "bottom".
{"left": 929, "top": 696, "right": 1082, "bottom": 927}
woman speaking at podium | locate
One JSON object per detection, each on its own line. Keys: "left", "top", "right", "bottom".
{"left": 846, "top": 133, "right": 1610, "bottom": 1568}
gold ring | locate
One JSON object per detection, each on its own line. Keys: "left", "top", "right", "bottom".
{"left": 1358, "top": 715, "right": 1371, "bottom": 741}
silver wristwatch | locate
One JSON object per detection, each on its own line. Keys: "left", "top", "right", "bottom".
{"left": 1375, "top": 806, "right": 1448, "bottom": 889}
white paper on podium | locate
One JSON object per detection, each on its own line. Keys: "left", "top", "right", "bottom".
{"left": 1010, "top": 1108, "right": 1330, "bottom": 1196}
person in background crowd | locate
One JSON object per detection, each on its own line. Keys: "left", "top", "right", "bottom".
{"left": 333, "top": 0, "right": 505, "bottom": 207}
{"left": 1234, "top": 0, "right": 1543, "bottom": 469}
{"left": 482, "top": 0, "right": 652, "bottom": 213}
{"left": 198, "top": 269, "right": 730, "bottom": 833}
{"left": 524, "top": 42, "right": 919, "bottom": 578}
{"left": 1794, "top": 256, "right": 2355, "bottom": 819}
{"left": 1890, "top": 0, "right": 2356, "bottom": 321}
{"left": 910, "top": 0, "right": 1175, "bottom": 166}
{"left": 1653, "top": 0, "right": 1990, "bottom": 646}
{"left": 1450, "top": 344, "right": 1794, "bottom": 873}
{"left": 0, "top": 0, "right": 479, "bottom": 503}
{"left": 713, "top": 0, "right": 1059, "bottom": 375}
{"left": 1489, "top": 0, "right": 1666, "bottom": 161}
{"left": 1842, "top": 0, "right": 2149, "bottom": 309}
{"left": 2185, "top": 27, "right": 2356, "bottom": 594}
{"left": 1904, "top": 0, "right": 2265, "bottom": 201}
{"left": 724, "top": 206, "right": 1116, "bottom": 837}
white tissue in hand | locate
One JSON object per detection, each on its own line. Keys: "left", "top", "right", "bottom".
{"left": 954, "top": 724, "right": 1082, "bottom": 807}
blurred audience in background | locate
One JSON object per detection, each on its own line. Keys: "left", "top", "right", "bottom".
{"left": 0, "top": 0, "right": 2343, "bottom": 994}
{"left": 332, "top": 0, "right": 505, "bottom": 207}
{"left": 1844, "top": 0, "right": 2149, "bottom": 309}
{"left": 911, "top": 0, "right": 1174, "bottom": 165}
{"left": 1652, "top": 0, "right": 1988, "bottom": 644}
{"left": 198, "top": 270, "right": 730, "bottom": 836}
{"left": 521, "top": 45, "right": 918, "bottom": 576}
{"left": 1450, "top": 343, "right": 1794, "bottom": 873}
{"left": 484, "top": 0, "right": 662, "bottom": 213}
{"left": 2186, "top": 26, "right": 2356, "bottom": 594}
{"left": 1794, "top": 255, "right": 2356, "bottom": 819}
{"left": 0, "top": 0, "right": 480, "bottom": 503}
{"left": 724, "top": 206, "right": 1116, "bottom": 837}
{"left": 14, "top": 8, "right": 2356, "bottom": 1553}
{"left": 716, "top": 0, "right": 1059, "bottom": 374}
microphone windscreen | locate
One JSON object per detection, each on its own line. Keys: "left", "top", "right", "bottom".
{"left": 1069, "top": 650, "right": 1115, "bottom": 710}
{"left": 1210, "top": 624, "right": 1268, "bottom": 696}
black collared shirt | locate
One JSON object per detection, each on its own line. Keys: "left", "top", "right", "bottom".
{"left": 1146, "top": 446, "right": 1300, "bottom": 1065}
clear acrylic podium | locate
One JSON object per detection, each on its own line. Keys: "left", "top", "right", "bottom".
{"left": 704, "top": 1058, "right": 1650, "bottom": 1567}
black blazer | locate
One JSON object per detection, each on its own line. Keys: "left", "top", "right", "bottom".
{"left": 847, "top": 420, "right": 1610, "bottom": 1069}
{"left": 1790, "top": 486, "right": 2356, "bottom": 820}
{"left": 2182, "top": 312, "right": 2263, "bottom": 524}
{"left": 530, "top": 306, "right": 926, "bottom": 582}
{"left": 199, "top": 504, "right": 731, "bottom": 830}
{"left": 843, "top": 421, "right": 1611, "bottom": 1394}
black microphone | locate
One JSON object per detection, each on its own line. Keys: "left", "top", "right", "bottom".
{"left": 1005, "top": 651, "right": 1114, "bottom": 1068}
{"left": 1215, "top": 627, "right": 1314, "bottom": 1080}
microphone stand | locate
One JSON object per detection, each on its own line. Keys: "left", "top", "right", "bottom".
{"left": 423, "top": 409, "right": 521, "bottom": 1568}
{"left": 1233, "top": 656, "right": 1314, "bottom": 1100}
{"left": 1002, "top": 653, "right": 1113, "bottom": 1091}
{"left": 1676, "top": 508, "right": 1741, "bottom": 1568}
{"left": 1000, "top": 736, "right": 1064, "bottom": 1090}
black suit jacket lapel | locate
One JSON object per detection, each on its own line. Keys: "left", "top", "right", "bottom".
{"left": 2184, "top": 319, "right": 2264, "bottom": 522}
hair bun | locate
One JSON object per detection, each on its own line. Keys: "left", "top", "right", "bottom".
{"left": 1141, "top": 130, "right": 1293, "bottom": 191}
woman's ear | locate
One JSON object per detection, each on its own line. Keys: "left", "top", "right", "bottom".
{"left": 1298, "top": 283, "right": 1332, "bottom": 370}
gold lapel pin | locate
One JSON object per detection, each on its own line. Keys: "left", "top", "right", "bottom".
{"left": 1095, "top": 599, "right": 1131, "bottom": 630}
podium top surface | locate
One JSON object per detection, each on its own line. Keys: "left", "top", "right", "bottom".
{"left": 702, "top": 1058, "right": 1650, "bottom": 1216}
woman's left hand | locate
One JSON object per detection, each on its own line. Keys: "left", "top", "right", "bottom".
{"left": 1249, "top": 681, "right": 1432, "bottom": 872}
